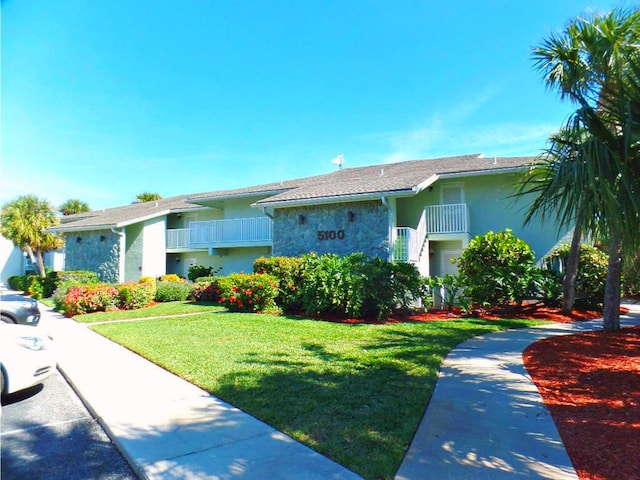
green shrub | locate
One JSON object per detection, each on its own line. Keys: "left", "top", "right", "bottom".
{"left": 26, "top": 275, "right": 44, "bottom": 299}
{"left": 64, "top": 283, "right": 119, "bottom": 316}
{"left": 154, "top": 281, "right": 191, "bottom": 302}
{"left": 543, "top": 243, "right": 608, "bottom": 310}
{"left": 457, "top": 229, "right": 537, "bottom": 307}
{"left": 217, "top": 273, "right": 279, "bottom": 314}
{"left": 7, "top": 275, "right": 27, "bottom": 292}
{"left": 57, "top": 270, "right": 100, "bottom": 284}
{"left": 118, "top": 282, "right": 155, "bottom": 310}
{"left": 254, "top": 256, "right": 304, "bottom": 312}
{"left": 529, "top": 268, "right": 563, "bottom": 308}
{"left": 623, "top": 251, "right": 640, "bottom": 296}
{"left": 428, "top": 274, "right": 467, "bottom": 311}
{"left": 187, "top": 265, "right": 221, "bottom": 282}
{"left": 296, "top": 253, "right": 424, "bottom": 320}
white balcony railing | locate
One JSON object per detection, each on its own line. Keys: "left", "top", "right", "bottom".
{"left": 167, "top": 217, "right": 273, "bottom": 249}
{"left": 394, "top": 204, "right": 468, "bottom": 263}
{"left": 166, "top": 228, "right": 190, "bottom": 249}
{"left": 393, "top": 227, "right": 419, "bottom": 263}
{"left": 424, "top": 203, "right": 468, "bottom": 234}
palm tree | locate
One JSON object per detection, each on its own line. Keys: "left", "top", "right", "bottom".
{"left": 132, "top": 192, "right": 163, "bottom": 204}
{"left": 522, "top": 8, "right": 640, "bottom": 331}
{"left": 59, "top": 198, "right": 91, "bottom": 216}
{"left": 1, "top": 195, "right": 64, "bottom": 277}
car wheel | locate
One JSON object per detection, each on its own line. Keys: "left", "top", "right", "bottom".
{"left": 1, "top": 314, "right": 15, "bottom": 324}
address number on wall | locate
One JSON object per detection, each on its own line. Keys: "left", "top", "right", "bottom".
{"left": 317, "top": 230, "right": 345, "bottom": 241}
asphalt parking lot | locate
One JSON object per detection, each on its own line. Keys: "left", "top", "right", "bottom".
{"left": 1, "top": 368, "right": 137, "bottom": 480}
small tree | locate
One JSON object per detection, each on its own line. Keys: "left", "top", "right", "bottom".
{"left": 457, "top": 229, "right": 537, "bottom": 307}
{"left": 1, "top": 195, "right": 64, "bottom": 277}
{"left": 132, "top": 192, "right": 163, "bottom": 204}
{"left": 59, "top": 199, "right": 91, "bottom": 216}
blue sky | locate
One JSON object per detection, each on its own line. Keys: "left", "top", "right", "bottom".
{"left": 1, "top": 0, "right": 627, "bottom": 210}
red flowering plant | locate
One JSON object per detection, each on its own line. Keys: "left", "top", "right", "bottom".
{"left": 188, "top": 280, "right": 221, "bottom": 303}
{"left": 64, "top": 283, "right": 119, "bottom": 316}
{"left": 217, "top": 273, "right": 279, "bottom": 314}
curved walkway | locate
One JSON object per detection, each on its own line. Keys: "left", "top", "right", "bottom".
{"left": 396, "top": 302, "right": 640, "bottom": 479}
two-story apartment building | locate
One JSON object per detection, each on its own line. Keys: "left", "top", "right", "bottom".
{"left": 51, "top": 154, "right": 566, "bottom": 282}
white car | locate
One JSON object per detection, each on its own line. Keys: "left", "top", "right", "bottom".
{"left": 0, "top": 323, "right": 56, "bottom": 396}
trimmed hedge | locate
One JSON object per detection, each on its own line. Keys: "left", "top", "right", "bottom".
{"left": 154, "top": 281, "right": 191, "bottom": 302}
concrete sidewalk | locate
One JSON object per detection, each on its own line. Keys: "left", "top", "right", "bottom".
{"left": 38, "top": 307, "right": 362, "bottom": 480}
{"left": 396, "top": 302, "right": 640, "bottom": 480}
{"left": 36, "top": 297, "right": 640, "bottom": 480}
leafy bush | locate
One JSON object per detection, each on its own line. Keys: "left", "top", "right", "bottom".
{"left": 428, "top": 274, "right": 468, "bottom": 311}
{"left": 159, "top": 274, "right": 184, "bottom": 283}
{"left": 188, "top": 280, "right": 221, "bottom": 303}
{"left": 254, "top": 256, "right": 304, "bottom": 312}
{"left": 154, "top": 281, "right": 191, "bottom": 302}
{"left": 187, "top": 265, "right": 221, "bottom": 282}
{"left": 296, "top": 253, "right": 425, "bottom": 320}
{"left": 217, "top": 273, "right": 279, "bottom": 314}
{"left": 138, "top": 276, "right": 156, "bottom": 298}
{"left": 26, "top": 275, "right": 44, "bottom": 299}
{"left": 623, "top": 251, "right": 640, "bottom": 296}
{"left": 7, "top": 275, "right": 27, "bottom": 292}
{"left": 457, "top": 229, "right": 537, "bottom": 307}
{"left": 543, "top": 243, "right": 608, "bottom": 309}
{"left": 64, "top": 284, "right": 119, "bottom": 316}
{"left": 117, "top": 282, "right": 155, "bottom": 310}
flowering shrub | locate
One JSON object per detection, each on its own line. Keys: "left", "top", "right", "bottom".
{"left": 117, "top": 282, "right": 155, "bottom": 310}
{"left": 64, "top": 283, "right": 119, "bottom": 316}
{"left": 188, "top": 280, "right": 221, "bottom": 303}
{"left": 159, "top": 274, "right": 184, "bottom": 283}
{"left": 217, "top": 273, "right": 279, "bottom": 313}
{"left": 138, "top": 276, "right": 156, "bottom": 297}
{"left": 253, "top": 256, "right": 304, "bottom": 312}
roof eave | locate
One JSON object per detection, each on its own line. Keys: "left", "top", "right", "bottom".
{"left": 252, "top": 189, "right": 416, "bottom": 209}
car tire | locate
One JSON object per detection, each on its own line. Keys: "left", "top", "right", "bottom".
{"left": 1, "top": 314, "right": 15, "bottom": 324}
{"left": 0, "top": 367, "right": 5, "bottom": 396}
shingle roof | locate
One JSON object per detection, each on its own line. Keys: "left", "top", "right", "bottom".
{"left": 252, "top": 154, "right": 534, "bottom": 206}
{"left": 53, "top": 194, "right": 208, "bottom": 232}
{"left": 52, "top": 154, "right": 534, "bottom": 232}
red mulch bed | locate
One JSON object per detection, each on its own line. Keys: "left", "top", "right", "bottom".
{"left": 523, "top": 326, "right": 640, "bottom": 480}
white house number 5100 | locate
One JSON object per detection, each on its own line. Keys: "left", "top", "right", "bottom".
{"left": 317, "top": 230, "right": 345, "bottom": 241}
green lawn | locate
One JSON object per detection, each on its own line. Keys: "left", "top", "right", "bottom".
{"left": 91, "top": 313, "right": 544, "bottom": 479}
{"left": 73, "top": 301, "right": 222, "bottom": 323}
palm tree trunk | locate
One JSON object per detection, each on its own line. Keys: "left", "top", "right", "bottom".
{"left": 603, "top": 230, "right": 622, "bottom": 332}
{"left": 562, "top": 221, "right": 582, "bottom": 314}
{"left": 36, "top": 250, "right": 46, "bottom": 278}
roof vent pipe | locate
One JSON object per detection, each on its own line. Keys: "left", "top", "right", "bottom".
{"left": 380, "top": 168, "right": 384, "bottom": 176}
{"left": 493, "top": 157, "right": 497, "bottom": 164}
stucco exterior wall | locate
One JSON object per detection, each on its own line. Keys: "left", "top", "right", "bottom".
{"left": 142, "top": 217, "right": 167, "bottom": 278}
{"left": 64, "top": 230, "right": 121, "bottom": 282}
{"left": 397, "top": 173, "right": 568, "bottom": 261}
{"left": 272, "top": 201, "right": 389, "bottom": 259}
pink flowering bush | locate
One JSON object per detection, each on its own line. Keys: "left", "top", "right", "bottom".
{"left": 64, "top": 283, "right": 119, "bottom": 316}
{"left": 217, "top": 273, "right": 279, "bottom": 314}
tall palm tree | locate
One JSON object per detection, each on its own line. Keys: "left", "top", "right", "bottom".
{"left": 522, "top": 8, "right": 640, "bottom": 331}
{"left": 1, "top": 195, "right": 64, "bottom": 277}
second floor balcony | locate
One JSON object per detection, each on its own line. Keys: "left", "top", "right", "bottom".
{"left": 167, "top": 216, "right": 273, "bottom": 250}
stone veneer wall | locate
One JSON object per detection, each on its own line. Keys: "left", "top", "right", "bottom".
{"left": 64, "top": 230, "right": 121, "bottom": 283}
{"left": 272, "top": 200, "right": 389, "bottom": 259}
